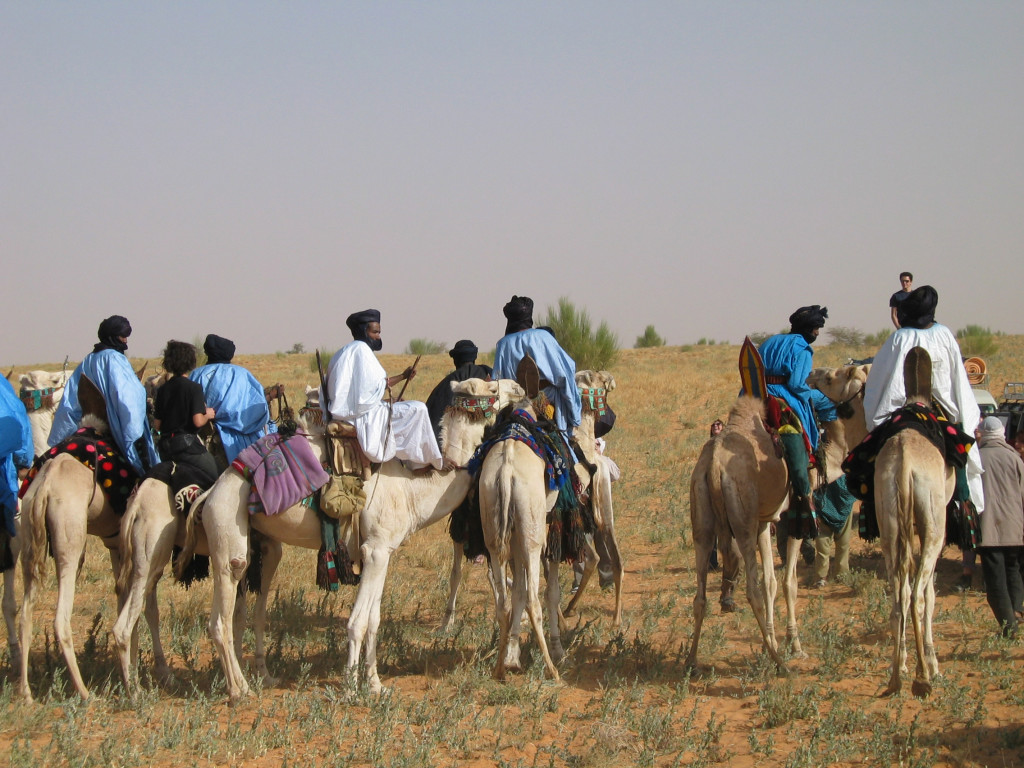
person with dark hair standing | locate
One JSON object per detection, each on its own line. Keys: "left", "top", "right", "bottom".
{"left": 425, "top": 340, "right": 492, "bottom": 443}
{"left": 321, "top": 309, "right": 443, "bottom": 470}
{"left": 190, "top": 333, "right": 276, "bottom": 467}
{"left": 758, "top": 305, "right": 838, "bottom": 536}
{"left": 890, "top": 271, "right": 913, "bottom": 329}
{"left": 48, "top": 315, "right": 157, "bottom": 475}
{"left": 976, "top": 416, "right": 1024, "bottom": 637}
{"left": 153, "top": 341, "right": 219, "bottom": 503}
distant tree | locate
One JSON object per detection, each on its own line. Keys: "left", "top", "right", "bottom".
{"left": 191, "top": 335, "right": 208, "bottom": 367}
{"left": 309, "top": 348, "right": 335, "bottom": 374}
{"left": 827, "top": 326, "right": 865, "bottom": 346}
{"left": 747, "top": 332, "right": 771, "bottom": 346}
{"left": 863, "top": 329, "right": 891, "bottom": 347}
{"left": 634, "top": 325, "right": 665, "bottom": 348}
{"left": 956, "top": 325, "right": 1000, "bottom": 358}
{"left": 406, "top": 338, "right": 447, "bottom": 355}
{"left": 288, "top": 342, "right": 306, "bottom": 355}
{"left": 540, "top": 297, "right": 618, "bottom": 370}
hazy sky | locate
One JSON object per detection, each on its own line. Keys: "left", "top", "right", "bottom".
{"left": 3, "top": 2, "right": 1023, "bottom": 365}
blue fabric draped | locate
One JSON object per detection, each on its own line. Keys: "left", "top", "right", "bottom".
{"left": 493, "top": 328, "right": 582, "bottom": 434}
{"left": 190, "top": 363, "right": 276, "bottom": 464}
{"left": 758, "top": 333, "right": 836, "bottom": 450}
{"left": 1, "top": 377, "right": 33, "bottom": 536}
{"left": 49, "top": 350, "right": 158, "bottom": 475}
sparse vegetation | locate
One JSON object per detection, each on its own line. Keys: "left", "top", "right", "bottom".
{"left": 405, "top": 338, "right": 447, "bottom": 355}
{"left": 957, "top": 324, "right": 1001, "bottom": 358}
{"left": 634, "top": 325, "right": 665, "bottom": 348}
{"left": 540, "top": 296, "right": 618, "bottom": 370}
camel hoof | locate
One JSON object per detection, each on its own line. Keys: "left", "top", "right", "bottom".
{"left": 911, "top": 679, "right": 932, "bottom": 698}
{"left": 261, "top": 675, "right": 281, "bottom": 688}
{"left": 791, "top": 648, "right": 808, "bottom": 660}
{"left": 720, "top": 599, "right": 736, "bottom": 613}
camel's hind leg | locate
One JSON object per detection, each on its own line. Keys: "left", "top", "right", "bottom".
{"left": 746, "top": 524, "right": 787, "bottom": 671}
{"left": 250, "top": 538, "right": 283, "bottom": 687}
{"left": 3, "top": 520, "right": 22, "bottom": 671}
{"left": 18, "top": 546, "right": 40, "bottom": 702}
{"left": 487, "top": 555, "right": 513, "bottom": 681}
{"left": 563, "top": 536, "right": 597, "bottom": 618}
{"left": 543, "top": 558, "right": 564, "bottom": 663}
{"left": 911, "top": 505, "right": 945, "bottom": 697}
{"left": 50, "top": 527, "right": 98, "bottom": 700}
{"left": 782, "top": 533, "right": 806, "bottom": 658}
{"left": 521, "top": 548, "right": 559, "bottom": 681}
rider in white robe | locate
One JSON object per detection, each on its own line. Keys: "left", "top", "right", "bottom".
{"left": 321, "top": 309, "right": 443, "bottom": 470}
{"left": 864, "top": 286, "right": 984, "bottom": 511}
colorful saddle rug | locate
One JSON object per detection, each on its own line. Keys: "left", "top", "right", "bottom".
{"left": 457, "top": 406, "right": 592, "bottom": 564}
{"left": 19, "top": 427, "right": 139, "bottom": 515}
{"left": 232, "top": 432, "right": 329, "bottom": 516}
{"left": 842, "top": 402, "right": 974, "bottom": 541}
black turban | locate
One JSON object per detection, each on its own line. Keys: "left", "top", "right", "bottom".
{"left": 449, "top": 339, "right": 478, "bottom": 368}
{"left": 204, "top": 334, "right": 236, "bottom": 364}
{"left": 789, "top": 305, "right": 828, "bottom": 334}
{"left": 94, "top": 315, "right": 132, "bottom": 354}
{"left": 346, "top": 309, "right": 382, "bottom": 349}
{"left": 503, "top": 295, "right": 534, "bottom": 335}
{"left": 896, "top": 285, "right": 938, "bottom": 330}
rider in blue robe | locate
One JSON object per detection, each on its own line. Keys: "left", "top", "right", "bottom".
{"left": 493, "top": 296, "right": 581, "bottom": 436}
{"left": 0, "top": 376, "right": 33, "bottom": 537}
{"left": 758, "top": 305, "right": 836, "bottom": 538}
{"left": 189, "top": 334, "right": 276, "bottom": 465}
{"left": 48, "top": 315, "right": 157, "bottom": 476}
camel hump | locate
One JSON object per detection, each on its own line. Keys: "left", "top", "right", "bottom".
{"left": 903, "top": 346, "right": 932, "bottom": 404}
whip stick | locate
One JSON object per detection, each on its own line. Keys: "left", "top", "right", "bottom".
{"left": 395, "top": 355, "right": 421, "bottom": 402}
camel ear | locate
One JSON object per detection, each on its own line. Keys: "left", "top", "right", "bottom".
{"left": 903, "top": 347, "right": 932, "bottom": 404}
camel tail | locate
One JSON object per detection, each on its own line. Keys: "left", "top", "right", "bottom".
{"left": 22, "top": 479, "right": 51, "bottom": 585}
{"left": 492, "top": 470, "right": 514, "bottom": 564}
{"left": 174, "top": 490, "right": 209, "bottom": 582}
{"left": 894, "top": 461, "right": 916, "bottom": 604}
{"left": 116, "top": 490, "right": 143, "bottom": 594}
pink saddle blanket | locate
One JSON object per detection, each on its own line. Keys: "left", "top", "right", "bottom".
{"left": 232, "top": 433, "right": 329, "bottom": 516}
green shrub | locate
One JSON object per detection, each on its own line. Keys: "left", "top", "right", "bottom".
{"left": 634, "top": 325, "right": 665, "bottom": 348}
{"left": 405, "top": 338, "right": 447, "bottom": 355}
{"left": 956, "top": 325, "right": 1000, "bottom": 358}
{"left": 540, "top": 297, "right": 618, "bottom": 370}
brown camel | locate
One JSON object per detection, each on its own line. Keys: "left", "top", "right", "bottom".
{"left": 686, "top": 396, "right": 805, "bottom": 673}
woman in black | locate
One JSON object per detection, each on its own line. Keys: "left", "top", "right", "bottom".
{"left": 153, "top": 341, "right": 219, "bottom": 495}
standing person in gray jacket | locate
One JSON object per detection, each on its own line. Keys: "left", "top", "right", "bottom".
{"left": 976, "top": 416, "right": 1024, "bottom": 638}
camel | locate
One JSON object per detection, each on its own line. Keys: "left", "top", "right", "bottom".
{"left": 18, "top": 369, "right": 68, "bottom": 458}
{"left": 806, "top": 364, "right": 871, "bottom": 484}
{"left": 17, "top": 430, "right": 164, "bottom": 702}
{"left": 873, "top": 348, "right": 953, "bottom": 697}
{"left": 439, "top": 372, "right": 624, "bottom": 631}
{"left": 686, "top": 396, "right": 800, "bottom": 673}
{"left": 173, "top": 398, "right": 508, "bottom": 701}
{"left": 477, "top": 395, "right": 562, "bottom": 682}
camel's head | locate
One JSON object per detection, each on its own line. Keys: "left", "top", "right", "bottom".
{"left": 806, "top": 364, "right": 871, "bottom": 409}
{"left": 576, "top": 370, "right": 615, "bottom": 429}
{"left": 143, "top": 371, "right": 172, "bottom": 402}
{"left": 440, "top": 378, "right": 525, "bottom": 467}
{"left": 19, "top": 370, "right": 68, "bottom": 413}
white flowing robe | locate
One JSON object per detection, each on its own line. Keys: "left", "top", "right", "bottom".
{"left": 864, "top": 323, "right": 984, "bottom": 511}
{"left": 321, "top": 341, "right": 442, "bottom": 469}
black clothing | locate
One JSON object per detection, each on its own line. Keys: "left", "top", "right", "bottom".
{"left": 346, "top": 309, "right": 382, "bottom": 349}
{"left": 896, "top": 285, "right": 939, "bottom": 329}
{"left": 980, "top": 547, "right": 1024, "bottom": 637}
{"left": 426, "top": 362, "right": 493, "bottom": 442}
{"left": 502, "top": 295, "right": 534, "bottom": 335}
{"left": 889, "top": 289, "right": 910, "bottom": 308}
{"left": 155, "top": 376, "right": 207, "bottom": 436}
{"left": 94, "top": 315, "right": 132, "bottom": 353}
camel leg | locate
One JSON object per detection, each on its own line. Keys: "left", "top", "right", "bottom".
{"left": 503, "top": 560, "right": 526, "bottom": 673}
{"left": 487, "top": 556, "right": 512, "bottom": 680}
{"left": 113, "top": 510, "right": 178, "bottom": 691}
{"left": 51, "top": 535, "right": 93, "bottom": 700}
{"left": 563, "top": 537, "right": 598, "bottom": 618}
{"left": 758, "top": 523, "right": 780, "bottom": 653}
{"left": 544, "top": 558, "right": 564, "bottom": 664}
{"left": 719, "top": 537, "right": 741, "bottom": 613}
{"left": 251, "top": 538, "right": 283, "bottom": 687}
{"left": 783, "top": 534, "right": 805, "bottom": 658}
{"left": 683, "top": 531, "right": 713, "bottom": 672}
{"left": 439, "top": 541, "right": 465, "bottom": 633}
{"left": 18, "top": 545, "right": 39, "bottom": 703}
{"left": 347, "top": 543, "right": 392, "bottom": 694}
{"left": 911, "top": 520, "right": 944, "bottom": 697}
{"left": 3, "top": 526, "right": 21, "bottom": 671}
{"left": 523, "top": 552, "right": 559, "bottom": 682}
{"left": 747, "top": 525, "right": 788, "bottom": 672}
{"left": 598, "top": 527, "right": 625, "bottom": 627}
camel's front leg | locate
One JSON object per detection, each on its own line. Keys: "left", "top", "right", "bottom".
{"left": 251, "top": 538, "right": 283, "bottom": 687}
{"left": 749, "top": 525, "right": 787, "bottom": 672}
{"left": 347, "top": 543, "right": 392, "bottom": 694}
{"left": 758, "top": 523, "right": 780, "bottom": 653}
{"left": 439, "top": 541, "right": 465, "bottom": 633}
{"left": 18, "top": 549, "right": 39, "bottom": 703}
{"left": 209, "top": 553, "right": 251, "bottom": 703}
{"left": 783, "top": 534, "right": 805, "bottom": 658}
{"left": 563, "top": 537, "right": 597, "bottom": 618}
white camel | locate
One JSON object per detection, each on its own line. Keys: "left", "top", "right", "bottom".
{"left": 175, "top": 404, "right": 495, "bottom": 701}
{"left": 440, "top": 372, "right": 624, "bottom": 631}
{"left": 874, "top": 348, "right": 952, "bottom": 697}
{"left": 806, "top": 364, "right": 871, "bottom": 484}
{"left": 17, "top": 424, "right": 164, "bottom": 702}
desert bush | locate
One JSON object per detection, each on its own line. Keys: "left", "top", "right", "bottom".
{"left": 956, "top": 324, "right": 1000, "bottom": 358}
{"left": 406, "top": 338, "right": 447, "bottom": 355}
{"left": 308, "top": 347, "right": 335, "bottom": 373}
{"left": 863, "top": 328, "right": 890, "bottom": 346}
{"left": 747, "top": 332, "right": 771, "bottom": 345}
{"left": 634, "top": 325, "right": 665, "bottom": 348}
{"left": 827, "top": 326, "right": 865, "bottom": 346}
{"left": 540, "top": 297, "right": 618, "bottom": 370}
